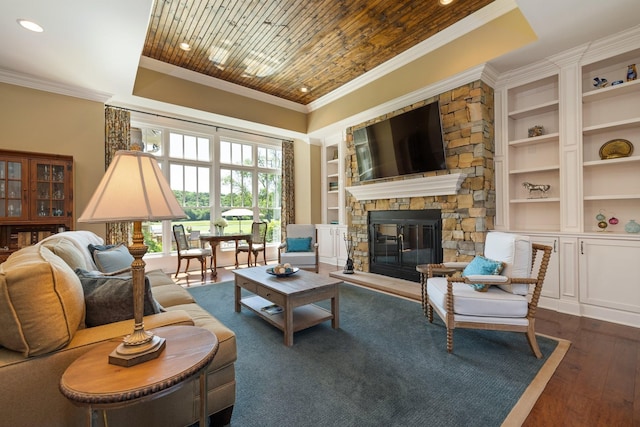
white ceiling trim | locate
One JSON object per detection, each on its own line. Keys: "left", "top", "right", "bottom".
{"left": 308, "top": 63, "right": 497, "bottom": 139}
{"left": 113, "top": 94, "right": 309, "bottom": 142}
{"left": 0, "top": 68, "right": 112, "bottom": 103}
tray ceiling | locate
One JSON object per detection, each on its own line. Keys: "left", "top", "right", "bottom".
{"left": 142, "top": 0, "right": 494, "bottom": 105}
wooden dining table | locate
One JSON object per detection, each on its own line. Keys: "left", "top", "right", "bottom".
{"left": 200, "top": 233, "right": 252, "bottom": 277}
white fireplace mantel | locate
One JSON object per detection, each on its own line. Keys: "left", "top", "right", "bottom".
{"left": 345, "top": 173, "right": 467, "bottom": 201}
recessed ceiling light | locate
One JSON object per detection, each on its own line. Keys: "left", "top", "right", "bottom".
{"left": 439, "top": 0, "right": 454, "bottom": 5}
{"left": 17, "top": 19, "right": 44, "bottom": 33}
{"left": 300, "top": 87, "right": 309, "bottom": 93}
{"left": 179, "top": 42, "right": 191, "bottom": 51}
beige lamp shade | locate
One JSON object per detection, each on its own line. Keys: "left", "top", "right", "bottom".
{"left": 78, "top": 150, "right": 186, "bottom": 223}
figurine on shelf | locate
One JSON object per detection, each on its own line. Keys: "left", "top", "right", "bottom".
{"left": 528, "top": 125, "right": 544, "bottom": 138}
{"left": 593, "top": 77, "right": 608, "bottom": 88}
{"left": 596, "top": 212, "right": 608, "bottom": 231}
{"left": 522, "top": 182, "right": 551, "bottom": 198}
{"left": 627, "top": 64, "right": 637, "bottom": 82}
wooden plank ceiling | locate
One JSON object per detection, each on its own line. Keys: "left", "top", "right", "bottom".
{"left": 143, "top": 0, "right": 494, "bottom": 105}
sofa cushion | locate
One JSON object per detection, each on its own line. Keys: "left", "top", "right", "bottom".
{"left": 279, "top": 251, "right": 316, "bottom": 266}
{"left": 150, "top": 271, "right": 197, "bottom": 307}
{"left": 427, "top": 276, "right": 528, "bottom": 318}
{"left": 76, "top": 270, "right": 162, "bottom": 327}
{"left": 90, "top": 243, "right": 134, "bottom": 274}
{"left": 0, "top": 245, "right": 85, "bottom": 356}
{"left": 41, "top": 237, "right": 86, "bottom": 271}
{"left": 484, "top": 232, "right": 532, "bottom": 295}
{"left": 39, "top": 230, "right": 105, "bottom": 271}
{"left": 462, "top": 255, "right": 505, "bottom": 292}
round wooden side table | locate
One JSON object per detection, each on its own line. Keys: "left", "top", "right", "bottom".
{"left": 60, "top": 325, "right": 218, "bottom": 427}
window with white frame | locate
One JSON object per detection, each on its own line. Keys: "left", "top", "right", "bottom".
{"left": 136, "top": 124, "right": 282, "bottom": 254}
{"left": 219, "top": 139, "right": 281, "bottom": 243}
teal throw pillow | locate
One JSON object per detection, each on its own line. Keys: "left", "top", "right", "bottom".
{"left": 91, "top": 243, "right": 134, "bottom": 274}
{"left": 462, "top": 255, "right": 504, "bottom": 292}
{"left": 75, "top": 269, "right": 162, "bottom": 327}
{"left": 287, "top": 237, "right": 312, "bottom": 252}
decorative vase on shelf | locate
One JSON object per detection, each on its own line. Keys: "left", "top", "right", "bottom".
{"left": 624, "top": 220, "right": 640, "bottom": 234}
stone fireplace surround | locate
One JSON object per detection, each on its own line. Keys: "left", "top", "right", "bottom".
{"left": 344, "top": 80, "right": 496, "bottom": 279}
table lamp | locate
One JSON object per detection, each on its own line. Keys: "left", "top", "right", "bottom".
{"left": 78, "top": 149, "right": 186, "bottom": 366}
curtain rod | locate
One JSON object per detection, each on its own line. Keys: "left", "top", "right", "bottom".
{"left": 105, "top": 105, "right": 294, "bottom": 143}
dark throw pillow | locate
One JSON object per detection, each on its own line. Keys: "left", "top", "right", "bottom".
{"left": 286, "top": 237, "right": 312, "bottom": 252}
{"left": 75, "top": 269, "right": 161, "bottom": 327}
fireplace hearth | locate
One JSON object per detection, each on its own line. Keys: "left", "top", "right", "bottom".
{"left": 368, "top": 210, "right": 442, "bottom": 282}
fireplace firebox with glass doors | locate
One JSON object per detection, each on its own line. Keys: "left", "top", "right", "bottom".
{"left": 368, "top": 210, "right": 442, "bottom": 282}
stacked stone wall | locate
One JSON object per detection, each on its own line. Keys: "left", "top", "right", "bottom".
{"left": 344, "top": 80, "right": 495, "bottom": 273}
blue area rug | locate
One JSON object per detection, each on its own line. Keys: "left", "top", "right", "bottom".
{"left": 188, "top": 281, "right": 568, "bottom": 427}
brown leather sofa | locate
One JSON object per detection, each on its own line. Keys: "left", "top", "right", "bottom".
{"left": 0, "top": 231, "right": 236, "bottom": 427}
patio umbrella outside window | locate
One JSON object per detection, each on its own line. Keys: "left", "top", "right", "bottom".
{"left": 221, "top": 208, "right": 254, "bottom": 233}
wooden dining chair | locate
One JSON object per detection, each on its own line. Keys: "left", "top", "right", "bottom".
{"left": 236, "top": 221, "right": 268, "bottom": 266}
{"left": 172, "top": 224, "right": 210, "bottom": 280}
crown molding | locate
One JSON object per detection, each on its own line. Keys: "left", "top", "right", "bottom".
{"left": 495, "top": 24, "right": 640, "bottom": 89}
{"left": 308, "top": 63, "right": 495, "bottom": 139}
{"left": 0, "top": 68, "right": 112, "bottom": 103}
{"left": 307, "top": 0, "right": 518, "bottom": 111}
{"left": 580, "top": 24, "right": 640, "bottom": 66}
{"left": 138, "top": 57, "right": 308, "bottom": 113}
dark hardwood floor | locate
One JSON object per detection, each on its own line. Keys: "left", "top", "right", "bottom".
{"left": 170, "top": 260, "right": 640, "bottom": 426}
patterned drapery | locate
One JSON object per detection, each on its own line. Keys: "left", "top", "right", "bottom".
{"left": 281, "top": 140, "right": 295, "bottom": 240}
{"left": 104, "top": 106, "right": 131, "bottom": 244}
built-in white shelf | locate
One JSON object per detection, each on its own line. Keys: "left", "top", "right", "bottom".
{"left": 583, "top": 117, "right": 640, "bottom": 135}
{"left": 510, "top": 197, "right": 561, "bottom": 203}
{"left": 582, "top": 78, "right": 640, "bottom": 102}
{"left": 509, "top": 165, "right": 560, "bottom": 174}
{"left": 583, "top": 156, "right": 640, "bottom": 167}
{"left": 508, "top": 100, "right": 559, "bottom": 120}
{"left": 508, "top": 132, "right": 560, "bottom": 147}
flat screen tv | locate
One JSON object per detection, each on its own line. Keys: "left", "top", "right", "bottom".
{"left": 352, "top": 101, "right": 446, "bottom": 181}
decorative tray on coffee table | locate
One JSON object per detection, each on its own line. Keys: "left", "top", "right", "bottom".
{"left": 266, "top": 267, "right": 299, "bottom": 277}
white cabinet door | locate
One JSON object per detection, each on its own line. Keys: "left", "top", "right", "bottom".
{"left": 317, "top": 225, "right": 335, "bottom": 262}
{"left": 579, "top": 238, "right": 640, "bottom": 314}
{"left": 317, "top": 224, "right": 349, "bottom": 266}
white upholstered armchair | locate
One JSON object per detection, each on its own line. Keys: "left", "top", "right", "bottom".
{"left": 278, "top": 224, "right": 319, "bottom": 273}
{"left": 422, "top": 232, "right": 552, "bottom": 358}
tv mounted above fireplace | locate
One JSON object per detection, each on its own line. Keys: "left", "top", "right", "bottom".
{"left": 352, "top": 101, "right": 446, "bottom": 182}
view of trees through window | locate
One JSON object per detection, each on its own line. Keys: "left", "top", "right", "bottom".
{"left": 137, "top": 127, "right": 282, "bottom": 254}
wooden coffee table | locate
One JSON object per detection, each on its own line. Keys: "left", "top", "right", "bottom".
{"left": 233, "top": 266, "right": 341, "bottom": 346}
